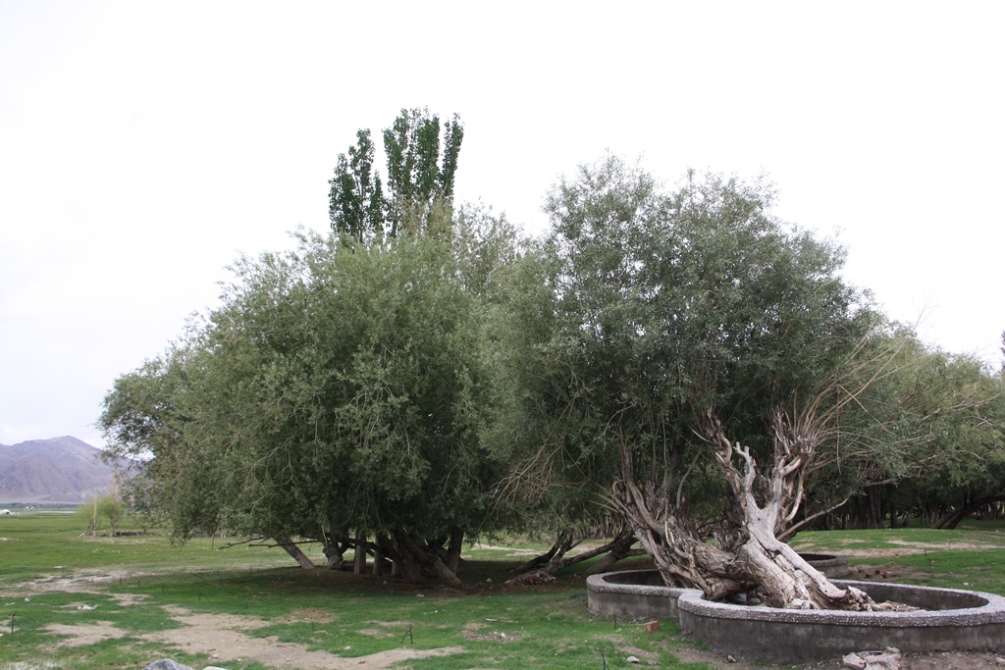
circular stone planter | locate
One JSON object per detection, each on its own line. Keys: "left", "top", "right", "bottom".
{"left": 587, "top": 570, "right": 1005, "bottom": 664}
{"left": 797, "top": 552, "right": 850, "bottom": 578}
{"left": 586, "top": 569, "right": 692, "bottom": 619}
{"left": 678, "top": 580, "right": 1005, "bottom": 664}
{"left": 586, "top": 555, "right": 847, "bottom": 620}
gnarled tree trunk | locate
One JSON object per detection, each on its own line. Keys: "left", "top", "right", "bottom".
{"left": 276, "top": 536, "right": 316, "bottom": 569}
{"left": 322, "top": 534, "right": 350, "bottom": 570}
{"left": 510, "top": 528, "right": 639, "bottom": 581}
{"left": 616, "top": 408, "right": 871, "bottom": 610}
{"left": 511, "top": 531, "right": 577, "bottom": 573}
{"left": 393, "top": 530, "right": 464, "bottom": 587}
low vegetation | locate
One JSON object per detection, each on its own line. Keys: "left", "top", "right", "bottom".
{"left": 2, "top": 510, "right": 1005, "bottom": 669}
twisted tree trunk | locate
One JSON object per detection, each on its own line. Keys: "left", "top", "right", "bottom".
{"left": 511, "top": 531, "right": 577, "bottom": 573}
{"left": 510, "top": 528, "right": 638, "bottom": 581}
{"left": 616, "top": 408, "right": 871, "bottom": 610}
{"left": 276, "top": 536, "right": 316, "bottom": 570}
{"left": 322, "top": 534, "right": 351, "bottom": 570}
{"left": 393, "top": 530, "right": 464, "bottom": 587}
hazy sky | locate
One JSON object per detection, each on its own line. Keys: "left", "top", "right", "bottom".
{"left": 2, "top": 1, "right": 1002, "bottom": 447}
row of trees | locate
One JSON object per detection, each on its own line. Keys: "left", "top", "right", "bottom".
{"left": 100, "top": 110, "right": 1003, "bottom": 604}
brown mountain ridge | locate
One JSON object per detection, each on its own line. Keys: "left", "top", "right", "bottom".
{"left": 0, "top": 436, "right": 119, "bottom": 504}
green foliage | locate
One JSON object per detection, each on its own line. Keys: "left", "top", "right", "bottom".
{"left": 96, "top": 494, "right": 125, "bottom": 536}
{"left": 118, "top": 471, "right": 163, "bottom": 531}
{"left": 383, "top": 107, "right": 464, "bottom": 235}
{"left": 493, "top": 156, "right": 875, "bottom": 532}
{"left": 329, "top": 108, "right": 464, "bottom": 245}
{"left": 75, "top": 494, "right": 126, "bottom": 536}
{"left": 328, "top": 128, "right": 386, "bottom": 244}
{"left": 100, "top": 208, "right": 522, "bottom": 565}
{"left": 104, "top": 140, "right": 1004, "bottom": 586}
{"left": 801, "top": 325, "right": 1005, "bottom": 528}
{"left": 882, "top": 338, "right": 1004, "bottom": 523}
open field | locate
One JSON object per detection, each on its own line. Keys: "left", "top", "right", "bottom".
{"left": 791, "top": 521, "right": 1005, "bottom": 594}
{"left": 2, "top": 511, "right": 1005, "bottom": 669}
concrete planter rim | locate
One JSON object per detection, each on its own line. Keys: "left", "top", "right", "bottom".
{"left": 587, "top": 568, "right": 1005, "bottom": 662}
{"left": 585, "top": 572, "right": 693, "bottom": 598}
{"left": 677, "top": 580, "right": 1005, "bottom": 627}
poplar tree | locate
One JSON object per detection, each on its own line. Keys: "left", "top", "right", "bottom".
{"left": 329, "top": 108, "right": 463, "bottom": 244}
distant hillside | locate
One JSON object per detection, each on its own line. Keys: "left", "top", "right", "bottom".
{"left": 0, "top": 436, "right": 124, "bottom": 504}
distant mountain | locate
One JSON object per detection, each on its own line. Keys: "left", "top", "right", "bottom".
{"left": 0, "top": 436, "right": 124, "bottom": 504}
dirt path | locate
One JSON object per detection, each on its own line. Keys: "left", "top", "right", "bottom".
{"left": 45, "top": 604, "right": 464, "bottom": 670}
{"left": 18, "top": 568, "right": 464, "bottom": 669}
{"left": 144, "top": 608, "right": 463, "bottom": 670}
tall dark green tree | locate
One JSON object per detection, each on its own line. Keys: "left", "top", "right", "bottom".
{"left": 329, "top": 108, "right": 463, "bottom": 244}
{"left": 383, "top": 107, "right": 463, "bottom": 235}
{"left": 328, "top": 129, "right": 386, "bottom": 244}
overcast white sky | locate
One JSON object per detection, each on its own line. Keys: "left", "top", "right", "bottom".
{"left": 2, "top": 1, "right": 1002, "bottom": 448}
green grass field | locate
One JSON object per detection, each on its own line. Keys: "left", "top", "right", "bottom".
{"left": 2, "top": 511, "right": 1004, "bottom": 670}
{"left": 791, "top": 521, "right": 1005, "bottom": 594}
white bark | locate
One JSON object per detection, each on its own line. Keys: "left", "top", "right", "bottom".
{"left": 616, "top": 408, "right": 872, "bottom": 610}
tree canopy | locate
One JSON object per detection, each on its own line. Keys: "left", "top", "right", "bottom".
{"left": 484, "top": 156, "right": 898, "bottom": 605}
{"left": 493, "top": 157, "right": 875, "bottom": 520}
{"left": 102, "top": 205, "right": 524, "bottom": 582}
{"left": 102, "top": 145, "right": 1004, "bottom": 594}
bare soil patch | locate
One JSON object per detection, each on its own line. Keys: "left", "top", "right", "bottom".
{"left": 45, "top": 621, "right": 128, "bottom": 647}
{"left": 15, "top": 568, "right": 149, "bottom": 597}
{"left": 146, "top": 609, "right": 464, "bottom": 669}
{"left": 110, "top": 592, "right": 150, "bottom": 607}
{"left": 44, "top": 606, "right": 463, "bottom": 670}
{"left": 279, "top": 607, "right": 336, "bottom": 625}
{"left": 470, "top": 542, "right": 539, "bottom": 556}
{"left": 458, "top": 629, "right": 521, "bottom": 642}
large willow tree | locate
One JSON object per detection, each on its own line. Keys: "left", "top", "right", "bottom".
{"left": 101, "top": 212, "right": 517, "bottom": 585}
{"left": 494, "top": 156, "right": 883, "bottom": 608}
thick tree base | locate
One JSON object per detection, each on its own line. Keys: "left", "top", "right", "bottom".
{"left": 616, "top": 409, "right": 875, "bottom": 610}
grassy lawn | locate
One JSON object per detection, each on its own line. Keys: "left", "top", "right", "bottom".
{"left": 790, "top": 520, "right": 1005, "bottom": 595}
{"left": 2, "top": 511, "right": 1004, "bottom": 669}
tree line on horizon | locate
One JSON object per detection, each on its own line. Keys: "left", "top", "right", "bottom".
{"left": 99, "top": 109, "right": 1004, "bottom": 607}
